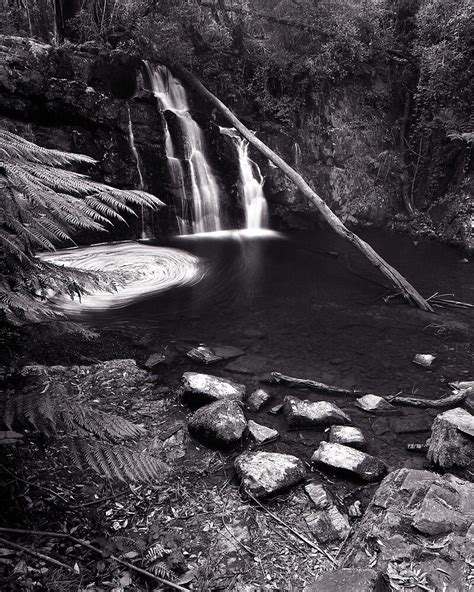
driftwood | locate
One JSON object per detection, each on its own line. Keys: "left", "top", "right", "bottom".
{"left": 176, "top": 66, "right": 433, "bottom": 313}
{"left": 390, "top": 390, "right": 468, "bottom": 408}
{"left": 271, "top": 372, "right": 365, "bottom": 396}
{"left": 270, "top": 371, "right": 469, "bottom": 409}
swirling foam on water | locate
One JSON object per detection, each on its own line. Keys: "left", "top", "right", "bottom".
{"left": 39, "top": 242, "right": 205, "bottom": 313}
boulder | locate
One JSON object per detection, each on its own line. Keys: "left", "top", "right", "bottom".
{"left": 181, "top": 372, "right": 245, "bottom": 407}
{"left": 426, "top": 407, "right": 473, "bottom": 470}
{"left": 339, "top": 469, "right": 473, "bottom": 591}
{"left": 329, "top": 426, "right": 366, "bottom": 449}
{"left": 304, "top": 569, "right": 387, "bottom": 592}
{"left": 283, "top": 396, "right": 351, "bottom": 428}
{"left": 246, "top": 388, "right": 271, "bottom": 411}
{"left": 188, "top": 400, "right": 247, "bottom": 448}
{"left": 355, "top": 394, "right": 394, "bottom": 413}
{"left": 234, "top": 451, "right": 306, "bottom": 498}
{"left": 312, "top": 442, "right": 387, "bottom": 482}
{"left": 247, "top": 420, "right": 278, "bottom": 445}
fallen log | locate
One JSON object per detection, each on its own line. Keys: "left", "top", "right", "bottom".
{"left": 271, "top": 372, "right": 366, "bottom": 396}
{"left": 270, "top": 371, "right": 469, "bottom": 408}
{"left": 390, "top": 390, "right": 468, "bottom": 408}
{"left": 175, "top": 66, "right": 434, "bottom": 312}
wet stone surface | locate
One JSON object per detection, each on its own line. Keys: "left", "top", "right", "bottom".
{"left": 234, "top": 451, "right": 306, "bottom": 498}
{"left": 312, "top": 442, "right": 387, "bottom": 482}
{"left": 180, "top": 371, "right": 245, "bottom": 407}
{"left": 283, "top": 395, "right": 352, "bottom": 428}
{"left": 188, "top": 399, "right": 247, "bottom": 448}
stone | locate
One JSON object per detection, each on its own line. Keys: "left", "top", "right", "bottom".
{"left": 188, "top": 400, "right": 247, "bottom": 448}
{"left": 312, "top": 442, "right": 387, "bottom": 482}
{"left": 246, "top": 388, "right": 271, "bottom": 411}
{"left": 355, "top": 394, "right": 394, "bottom": 413}
{"left": 247, "top": 420, "right": 278, "bottom": 445}
{"left": 225, "top": 354, "right": 270, "bottom": 374}
{"left": 413, "top": 353, "right": 436, "bottom": 368}
{"left": 181, "top": 372, "right": 245, "bottom": 407}
{"left": 144, "top": 352, "right": 168, "bottom": 371}
{"left": 212, "top": 345, "right": 245, "bottom": 360}
{"left": 412, "top": 483, "right": 469, "bottom": 535}
{"left": 268, "top": 403, "right": 283, "bottom": 415}
{"left": 186, "top": 346, "right": 222, "bottom": 364}
{"left": 427, "top": 407, "right": 473, "bottom": 470}
{"left": 186, "top": 345, "right": 245, "bottom": 364}
{"left": 304, "top": 482, "right": 332, "bottom": 509}
{"left": 304, "top": 568, "right": 385, "bottom": 592}
{"left": 390, "top": 415, "right": 432, "bottom": 433}
{"left": 339, "top": 469, "right": 473, "bottom": 591}
{"left": 234, "top": 451, "right": 306, "bottom": 498}
{"left": 329, "top": 426, "right": 366, "bottom": 449}
{"left": 283, "top": 396, "right": 352, "bottom": 428}
{"left": 305, "top": 505, "right": 351, "bottom": 543}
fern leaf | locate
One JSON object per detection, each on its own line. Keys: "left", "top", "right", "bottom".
{"left": 69, "top": 438, "right": 170, "bottom": 483}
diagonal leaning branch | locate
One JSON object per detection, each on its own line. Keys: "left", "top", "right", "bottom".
{"left": 175, "top": 65, "right": 434, "bottom": 313}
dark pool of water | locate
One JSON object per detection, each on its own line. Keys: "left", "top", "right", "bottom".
{"left": 60, "top": 229, "right": 473, "bottom": 496}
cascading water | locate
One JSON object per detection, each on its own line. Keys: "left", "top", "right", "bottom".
{"left": 126, "top": 107, "right": 148, "bottom": 239}
{"left": 144, "top": 62, "right": 222, "bottom": 234}
{"left": 220, "top": 127, "right": 269, "bottom": 230}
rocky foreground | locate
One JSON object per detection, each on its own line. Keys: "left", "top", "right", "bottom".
{"left": 2, "top": 353, "right": 473, "bottom": 590}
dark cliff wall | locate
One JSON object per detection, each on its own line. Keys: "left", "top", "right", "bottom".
{"left": 0, "top": 35, "right": 471, "bottom": 249}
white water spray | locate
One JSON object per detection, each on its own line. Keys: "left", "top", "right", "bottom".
{"left": 220, "top": 127, "right": 269, "bottom": 230}
{"left": 144, "top": 63, "right": 222, "bottom": 234}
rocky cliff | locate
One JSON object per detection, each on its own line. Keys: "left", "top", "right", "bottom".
{"left": 0, "top": 35, "right": 471, "bottom": 248}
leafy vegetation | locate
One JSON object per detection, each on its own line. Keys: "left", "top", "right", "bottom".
{"left": 2, "top": 385, "right": 168, "bottom": 483}
{"left": 0, "top": 128, "right": 163, "bottom": 322}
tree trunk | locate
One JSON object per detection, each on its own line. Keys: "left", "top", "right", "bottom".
{"left": 175, "top": 65, "right": 433, "bottom": 312}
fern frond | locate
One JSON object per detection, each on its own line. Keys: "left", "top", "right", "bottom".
{"left": 69, "top": 438, "right": 170, "bottom": 483}
{"left": 0, "top": 130, "right": 97, "bottom": 166}
{"left": 3, "top": 392, "right": 56, "bottom": 434}
{"left": 59, "top": 403, "right": 146, "bottom": 442}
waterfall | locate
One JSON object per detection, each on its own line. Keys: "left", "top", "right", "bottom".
{"left": 143, "top": 62, "right": 222, "bottom": 234}
{"left": 293, "top": 142, "right": 302, "bottom": 168}
{"left": 220, "top": 127, "right": 269, "bottom": 230}
{"left": 126, "top": 107, "right": 149, "bottom": 239}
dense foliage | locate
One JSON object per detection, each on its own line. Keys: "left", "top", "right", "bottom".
{"left": 1, "top": 0, "right": 472, "bottom": 231}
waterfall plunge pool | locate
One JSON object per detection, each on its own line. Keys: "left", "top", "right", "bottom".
{"left": 36, "top": 229, "right": 472, "bottom": 495}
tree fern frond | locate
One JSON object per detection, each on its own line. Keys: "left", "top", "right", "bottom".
{"left": 0, "top": 130, "right": 97, "bottom": 166}
{"left": 3, "top": 392, "right": 56, "bottom": 434}
{"left": 69, "top": 438, "right": 170, "bottom": 483}
{"left": 59, "top": 404, "right": 146, "bottom": 442}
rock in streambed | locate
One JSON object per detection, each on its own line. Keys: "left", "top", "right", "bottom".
{"left": 234, "top": 451, "right": 306, "bottom": 498}
{"left": 188, "top": 399, "right": 247, "bottom": 447}
{"left": 283, "top": 395, "right": 351, "bottom": 428}
{"left": 181, "top": 372, "right": 245, "bottom": 407}
{"left": 312, "top": 442, "right": 387, "bottom": 482}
